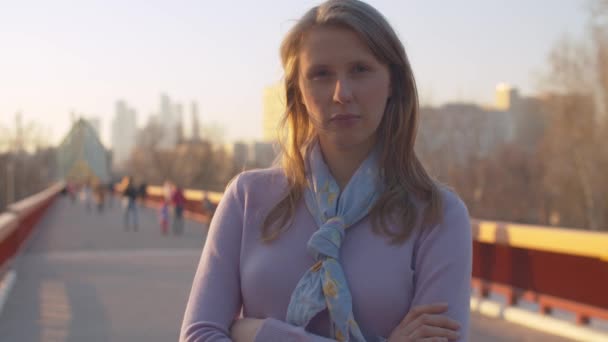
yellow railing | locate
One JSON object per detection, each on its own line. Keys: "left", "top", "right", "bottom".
{"left": 472, "top": 219, "right": 608, "bottom": 261}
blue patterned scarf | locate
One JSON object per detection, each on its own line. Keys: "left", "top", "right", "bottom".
{"left": 285, "top": 141, "right": 384, "bottom": 342}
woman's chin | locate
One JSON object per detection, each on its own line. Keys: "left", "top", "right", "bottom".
{"left": 319, "top": 133, "right": 376, "bottom": 151}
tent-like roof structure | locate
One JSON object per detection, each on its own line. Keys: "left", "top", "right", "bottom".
{"left": 56, "top": 118, "right": 111, "bottom": 183}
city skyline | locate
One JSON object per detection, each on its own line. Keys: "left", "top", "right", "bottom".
{"left": 0, "top": 0, "right": 589, "bottom": 147}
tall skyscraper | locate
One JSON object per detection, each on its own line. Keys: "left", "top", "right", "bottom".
{"left": 159, "top": 93, "right": 174, "bottom": 148}
{"left": 191, "top": 102, "right": 201, "bottom": 141}
{"left": 160, "top": 93, "right": 172, "bottom": 124}
{"left": 174, "top": 103, "right": 184, "bottom": 144}
{"left": 111, "top": 100, "right": 137, "bottom": 168}
{"left": 157, "top": 93, "right": 189, "bottom": 148}
{"left": 263, "top": 83, "right": 285, "bottom": 142}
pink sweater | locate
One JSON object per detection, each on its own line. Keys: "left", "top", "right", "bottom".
{"left": 180, "top": 168, "right": 472, "bottom": 341}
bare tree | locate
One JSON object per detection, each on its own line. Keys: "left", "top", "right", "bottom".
{"left": 0, "top": 114, "right": 54, "bottom": 209}
{"left": 537, "top": 5, "right": 608, "bottom": 230}
{"left": 0, "top": 113, "right": 50, "bottom": 153}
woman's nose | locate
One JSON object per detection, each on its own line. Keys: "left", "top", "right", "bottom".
{"left": 332, "top": 77, "right": 354, "bottom": 104}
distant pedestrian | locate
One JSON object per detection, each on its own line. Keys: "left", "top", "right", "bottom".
{"left": 163, "top": 181, "right": 173, "bottom": 201}
{"left": 138, "top": 182, "right": 148, "bottom": 204}
{"left": 201, "top": 191, "right": 216, "bottom": 221}
{"left": 81, "top": 182, "right": 92, "bottom": 212}
{"left": 106, "top": 182, "right": 114, "bottom": 208}
{"left": 93, "top": 182, "right": 106, "bottom": 213}
{"left": 122, "top": 177, "right": 139, "bottom": 231}
{"left": 171, "top": 185, "right": 186, "bottom": 235}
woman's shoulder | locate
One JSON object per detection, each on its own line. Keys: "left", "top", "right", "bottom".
{"left": 432, "top": 183, "right": 471, "bottom": 243}
{"left": 412, "top": 183, "right": 472, "bottom": 253}
{"left": 436, "top": 184, "right": 469, "bottom": 220}
{"left": 231, "top": 167, "right": 286, "bottom": 189}
{"left": 225, "top": 167, "right": 289, "bottom": 204}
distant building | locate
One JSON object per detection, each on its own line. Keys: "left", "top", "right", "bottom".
{"left": 418, "top": 101, "right": 515, "bottom": 164}
{"left": 174, "top": 103, "right": 184, "bottom": 143}
{"left": 159, "top": 93, "right": 176, "bottom": 148}
{"left": 232, "top": 142, "right": 250, "bottom": 171}
{"left": 111, "top": 100, "right": 137, "bottom": 169}
{"left": 191, "top": 102, "right": 201, "bottom": 141}
{"left": 263, "top": 83, "right": 285, "bottom": 142}
{"left": 417, "top": 84, "right": 549, "bottom": 165}
{"left": 87, "top": 117, "right": 101, "bottom": 138}
{"left": 57, "top": 118, "right": 111, "bottom": 183}
{"left": 157, "top": 93, "right": 190, "bottom": 148}
{"left": 253, "top": 141, "right": 276, "bottom": 168}
{"left": 495, "top": 83, "right": 519, "bottom": 111}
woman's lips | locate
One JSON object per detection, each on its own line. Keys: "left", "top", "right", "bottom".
{"left": 330, "top": 113, "right": 360, "bottom": 120}
{"left": 329, "top": 114, "right": 361, "bottom": 126}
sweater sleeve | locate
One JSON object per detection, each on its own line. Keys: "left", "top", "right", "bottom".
{"left": 180, "top": 173, "right": 337, "bottom": 342}
{"left": 409, "top": 191, "right": 473, "bottom": 342}
{"left": 179, "top": 175, "right": 245, "bottom": 342}
{"left": 254, "top": 318, "right": 337, "bottom": 342}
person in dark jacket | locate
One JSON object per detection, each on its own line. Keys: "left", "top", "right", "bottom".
{"left": 123, "top": 177, "right": 139, "bottom": 231}
{"left": 138, "top": 182, "right": 148, "bottom": 204}
{"left": 171, "top": 186, "right": 186, "bottom": 235}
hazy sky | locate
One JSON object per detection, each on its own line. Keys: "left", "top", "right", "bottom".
{"left": 0, "top": 0, "right": 589, "bottom": 147}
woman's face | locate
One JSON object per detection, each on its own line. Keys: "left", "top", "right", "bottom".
{"left": 298, "top": 25, "right": 391, "bottom": 151}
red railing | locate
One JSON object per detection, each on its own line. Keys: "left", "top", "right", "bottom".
{"left": 471, "top": 219, "right": 608, "bottom": 327}
{"left": 0, "top": 183, "right": 64, "bottom": 273}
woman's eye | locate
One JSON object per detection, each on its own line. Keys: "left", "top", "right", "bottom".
{"left": 353, "top": 64, "right": 370, "bottom": 73}
{"left": 310, "top": 70, "right": 330, "bottom": 79}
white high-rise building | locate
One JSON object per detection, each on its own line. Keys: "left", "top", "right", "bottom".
{"left": 111, "top": 100, "right": 137, "bottom": 168}
{"left": 159, "top": 93, "right": 174, "bottom": 148}
{"left": 158, "top": 93, "right": 187, "bottom": 148}
{"left": 174, "top": 103, "right": 184, "bottom": 144}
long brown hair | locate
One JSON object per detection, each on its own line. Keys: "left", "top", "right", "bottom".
{"left": 262, "top": 0, "right": 443, "bottom": 244}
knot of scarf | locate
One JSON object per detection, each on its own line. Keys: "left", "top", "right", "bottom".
{"left": 307, "top": 217, "right": 345, "bottom": 260}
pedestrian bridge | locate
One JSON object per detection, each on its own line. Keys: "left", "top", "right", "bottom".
{"left": 0, "top": 184, "right": 606, "bottom": 341}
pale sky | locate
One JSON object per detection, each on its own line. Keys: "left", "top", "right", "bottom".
{"left": 0, "top": 0, "right": 589, "bottom": 147}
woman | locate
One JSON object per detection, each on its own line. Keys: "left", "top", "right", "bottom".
{"left": 181, "top": 1, "right": 471, "bottom": 341}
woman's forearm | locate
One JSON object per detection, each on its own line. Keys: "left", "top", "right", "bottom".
{"left": 230, "top": 318, "right": 264, "bottom": 342}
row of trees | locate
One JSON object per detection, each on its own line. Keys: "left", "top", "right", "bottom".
{"left": 0, "top": 114, "right": 55, "bottom": 210}
{"left": 0, "top": 150, "right": 56, "bottom": 211}
{"left": 125, "top": 120, "right": 238, "bottom": 192}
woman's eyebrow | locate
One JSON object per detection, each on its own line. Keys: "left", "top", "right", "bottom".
{"left": 305, "top": 63, "right": 330, "bottom": 70}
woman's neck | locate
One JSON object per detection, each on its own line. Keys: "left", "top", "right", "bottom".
{"left": 318, "top": 137, "right": 376, "bottom": 190}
